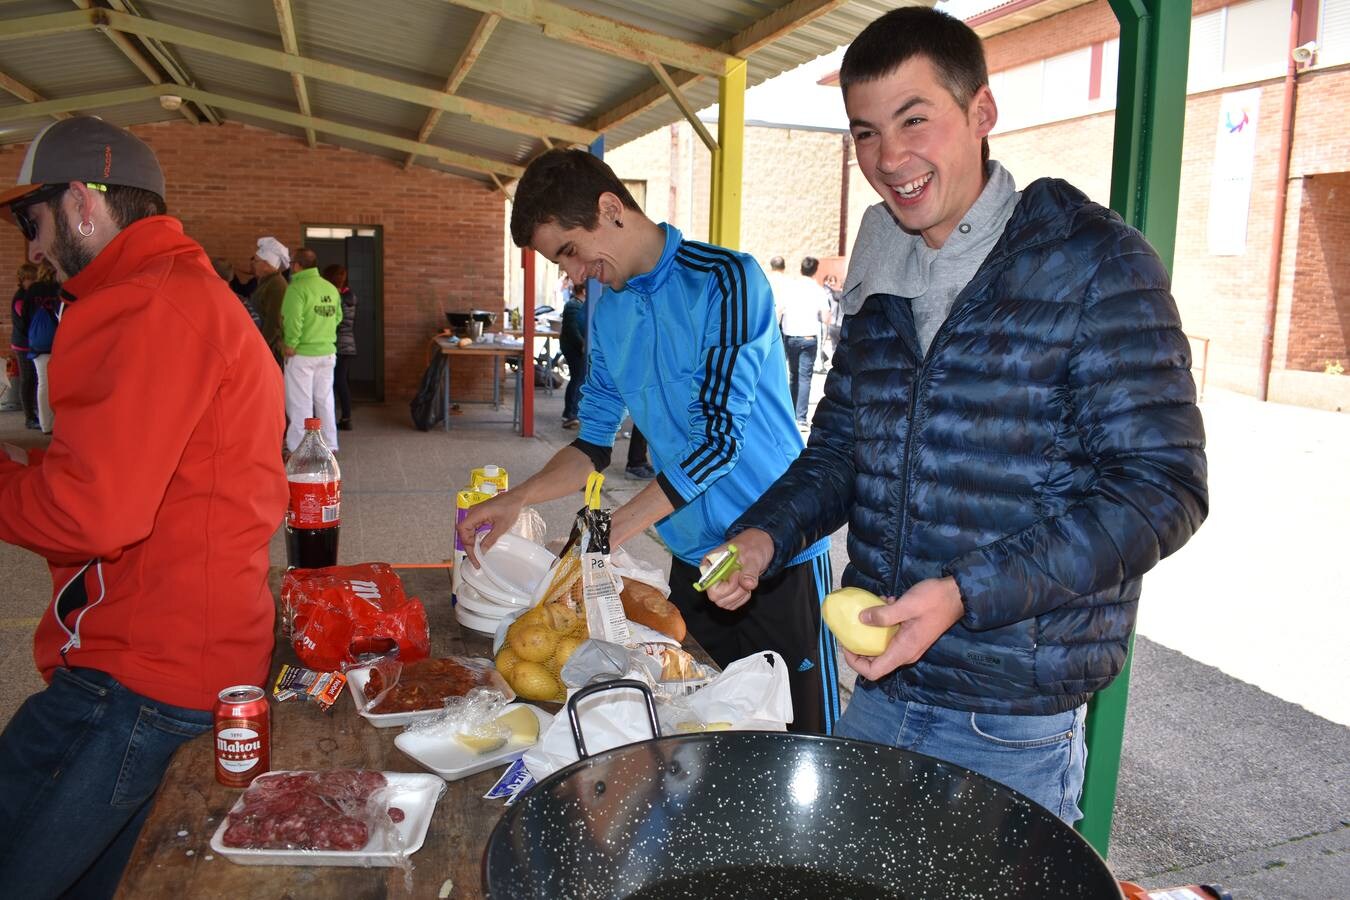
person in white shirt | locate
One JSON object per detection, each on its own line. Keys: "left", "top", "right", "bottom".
{"left": 776, "top": 256, "right": 832, "bottom": 427}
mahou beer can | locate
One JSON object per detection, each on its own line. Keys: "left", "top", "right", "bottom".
{"left": 214, "top": 685, "right": 270, "bottom": 788}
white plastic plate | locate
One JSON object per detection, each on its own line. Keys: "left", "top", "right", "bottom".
{"left": 395, "top": 704, "right": 553, "bottom": 781}
{"left": 210, "top": 771, "right": 444, "bottom": 866}
{"left": 460, "top": 563, "right": 532, "bottom": 608}
{"left": 346, "top": 662, "right": 514, "bottom": 729}
{"left": 454, "top": 602, "right": 503, "bottom": 635}
{"left": 472, "top": 533, "right": 555, "bottom": 598}
{"left": 453, "top": 583, "right": 512, "bottom": 620}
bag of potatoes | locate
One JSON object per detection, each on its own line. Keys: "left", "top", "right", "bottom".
{"left": 493, "top": 473, "right": 625, "bottom": 702}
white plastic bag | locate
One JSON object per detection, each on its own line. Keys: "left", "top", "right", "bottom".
{"left": 522, "top": 651, "right": 792, "bottom": 781}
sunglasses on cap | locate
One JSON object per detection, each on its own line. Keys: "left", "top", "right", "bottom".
{"left": 11, "top": 182, "right": 107, "bottom": 242}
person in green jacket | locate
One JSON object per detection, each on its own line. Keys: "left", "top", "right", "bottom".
{"left": 281, "top": 247, "right": 342, "bottom": 453}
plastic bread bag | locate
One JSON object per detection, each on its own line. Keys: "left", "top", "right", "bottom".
{"left": 360, "top": 656, "right": 514, "bottom": 715}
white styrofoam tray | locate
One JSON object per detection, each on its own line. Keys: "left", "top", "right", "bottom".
{"left": 394, "top": 704, "right": 553, "bottom": 781}
{"left": 346, "top": 662, "right": 514, "bottom": 729}
{"left": 210, "top": 771, "right": 444, "bottom": 866}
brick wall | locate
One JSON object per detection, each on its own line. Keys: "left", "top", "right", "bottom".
{"left": 980, "top": 0, "right": 1350, "bottom": 400}
{"left": 1, "top": 120, "right": 505, "bottom": 401}
{"left": 1286, "top": 172, "right": 1350, "bottom": 371}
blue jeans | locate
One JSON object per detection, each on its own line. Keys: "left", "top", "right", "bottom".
{"left": 783, "top": 336, "right": 817, "bottom": 424}
{"left": 0, "top": 667, "right": 213, "bottom": 898}
{"left": 837, "top": 683, "right": 1087, "bottom": 824}
{"left": 561, "top": 342, "right": 587, "bottom": 421}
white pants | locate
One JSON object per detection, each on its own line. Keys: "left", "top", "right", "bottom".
{"left": 284, "top": 353, "right": 338, "bottom": 452}
{"left": 33, "top": 353, "right": 53, "bottom": 434}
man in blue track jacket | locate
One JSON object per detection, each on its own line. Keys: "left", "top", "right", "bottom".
{"left": 458, "top": 149, "right": 840, "bottom": 734}
{"left": 704, "top": 8, "right": 1207, "bottom": 823}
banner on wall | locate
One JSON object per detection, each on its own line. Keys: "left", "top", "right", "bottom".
{"left": 1206, "top": 88, "right": 1262, "bottom": 256}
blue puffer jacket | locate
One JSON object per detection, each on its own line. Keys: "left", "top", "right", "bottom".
{"left": 733, "top": 179, "right": 1208, "bottom": 715}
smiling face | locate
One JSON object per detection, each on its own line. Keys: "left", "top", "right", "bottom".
{"left": 532, "top": 217, "right": 627, "bottom": 290}
{"left": 846, "top": 55, "right": 996, "bottom": 249}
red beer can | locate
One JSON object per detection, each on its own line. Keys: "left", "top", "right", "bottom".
{"left": 214, "top": 685, "right": 270, "bottom": 788}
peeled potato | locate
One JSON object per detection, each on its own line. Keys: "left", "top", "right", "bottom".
{"left": 510, "top": 660, "right": 564, "bottom": 702}
{"left": 509, "top": 624, "right": 558, "bottom": 663}
{"left": 823, "top": 587, "right": 899, "bottom": 656}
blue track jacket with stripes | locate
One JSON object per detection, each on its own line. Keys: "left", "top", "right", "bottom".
{"left": 577, "top": 224, "right": 805, "bottom": 565}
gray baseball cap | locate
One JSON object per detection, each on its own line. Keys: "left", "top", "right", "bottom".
{"left": 0, "top": 116, "right": 165, "bottom": 210}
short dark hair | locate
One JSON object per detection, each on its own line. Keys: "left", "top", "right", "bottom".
{"left": 800, "top": 256, "right": 819, "bottom": 277}
{"left": 841, "top": 8, "right": 991, "bottom": 163}
{"left": 769, "top": 256, "right": 785, "bottom": 271}
{"left": 293, "top": 247, "right": 318, "bottom": 270}
{"left": 322, "top": 263, "right": 347, "bottom": 291}
{"left": 211, "top": 256, "right": 233, "bottom": 280}
{"left": 510, "top": 149, "right": 641, "bottom": 248}
{"left": 46, "top": 183, "right": 165, "bottom": 230}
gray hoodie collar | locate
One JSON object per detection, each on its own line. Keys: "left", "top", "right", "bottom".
{"left": 841, "top": 161, "right": 1019, "bottom": 316}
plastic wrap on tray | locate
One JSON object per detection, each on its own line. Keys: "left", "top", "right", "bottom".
{"left": 401, "top": 687, "right": 510, "bottom": 738}
{"left": 362, "top": 656, "right": 513, "bottom": 714}
{"left": 221, "top": 770, "right": 403, "bottom": 852}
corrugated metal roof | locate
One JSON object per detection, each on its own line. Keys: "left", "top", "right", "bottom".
{"left": 0, "top": 0, "right": 927, "bottom": 185}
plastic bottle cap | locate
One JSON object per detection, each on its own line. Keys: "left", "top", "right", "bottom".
{"left": 304, "top": 417, "right": 321, "bottom": 430}
{"left": 483, "top": 465, "right": 500, "bottom": 476}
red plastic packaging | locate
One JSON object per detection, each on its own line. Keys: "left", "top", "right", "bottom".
{"left": 281, "top": 563, "right": 431, "bottom": 672}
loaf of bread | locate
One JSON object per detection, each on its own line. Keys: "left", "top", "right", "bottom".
{"left": 619, "top": 580, "right": 686, "bottom": 643}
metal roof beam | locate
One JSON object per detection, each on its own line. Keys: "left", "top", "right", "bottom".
{"left": 65, "top": 1, "right": 199, "bottom": 125}
{"left": 0, "top": 67, "right": 71, "bottom": 120}
{"left": 648, "top": 61, "right": 715, "bottom": 153}
{"left": 404, "top": 11, "right": 500, "bottom": 170}
{"left": 0, "top": 84, "right": 524, "bottom": 180}
{"left": 271, "top": 0, "right": 315, "bottom": 148}
{"left": 0, "top": 10, "right": 597, "bottom": 146}
{"left": 442, "top": 0, "right": 734, "bottom": 78}
{"left": 100, "top": 0, "right": 222, "bottom": 125}
{"left": 590, "top": 0, "right": 850, "bottom": 134}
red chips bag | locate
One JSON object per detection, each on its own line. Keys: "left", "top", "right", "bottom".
{"left": 281, "top": 563, "right": 431, "bottom": 671}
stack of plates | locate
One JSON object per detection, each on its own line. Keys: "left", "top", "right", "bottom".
{"left": 454, "top": 534, "right": 555, "bottom": 635}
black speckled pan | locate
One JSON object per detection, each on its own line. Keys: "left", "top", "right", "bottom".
{"left": 483, "top": 680, "right": 1123, "bottom": 899}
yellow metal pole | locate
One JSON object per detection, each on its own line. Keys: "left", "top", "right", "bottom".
{"left": 710, "top": 57, "right": 746, "bottom": 248}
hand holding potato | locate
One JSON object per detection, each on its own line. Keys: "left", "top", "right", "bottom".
{"left": 840, "top": 576, "right": 964, "bottom": 681}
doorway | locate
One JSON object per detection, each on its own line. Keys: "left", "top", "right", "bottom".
{"left": 305, "top": 225, "right": 384, "bottom": 401}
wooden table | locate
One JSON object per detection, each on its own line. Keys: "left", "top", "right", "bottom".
{"left": 117, "top": 567, "right": 711, "bottom": 899}
{"left": 434, "top": 337, "right": 525, "bottom": 433}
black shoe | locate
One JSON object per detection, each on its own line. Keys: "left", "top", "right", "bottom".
{"left": 26, "top": 420, "right": 41, "bottom": 431}
{"left": 337, "top": 419, "right": 352, "bottom": 431}
{"left": 561, "top": 418, "right": 580, "bottom": 430}
{"left": 625, "top": 464, "right": 656, "bottom": 480}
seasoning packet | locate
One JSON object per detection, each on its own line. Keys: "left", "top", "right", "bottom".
{"left": 272, "top": 663, "right": 347, "bottom": 710}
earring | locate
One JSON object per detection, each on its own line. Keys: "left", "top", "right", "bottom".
{"left": 614, "top": 218, "right": 624, "bottom": 228}
{"left": 79, "top": 219, "right": 95, "bottom": 237}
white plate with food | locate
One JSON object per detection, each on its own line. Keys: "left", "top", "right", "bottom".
{"left": 395, "top": 704, "right": 552, "bottom": 781}
{"left": 210, "top": 770, "right": 445, "bottom": 866}
{"left": 346, "top": 658, "right": 514, "bottom": 728}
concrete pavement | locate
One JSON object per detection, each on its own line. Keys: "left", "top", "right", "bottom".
{"left": 0, "top": 374, "right": 1345, "bottom": 897}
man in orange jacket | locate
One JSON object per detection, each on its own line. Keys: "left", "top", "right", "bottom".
{"left": 0, "top": 117, "right": 287, "bottom": 895}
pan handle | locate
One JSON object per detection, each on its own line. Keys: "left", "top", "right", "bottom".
{"left": 566, "top": 678, "right": 662, "bottom": 759}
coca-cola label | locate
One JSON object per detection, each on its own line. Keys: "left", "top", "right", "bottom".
{"left": 216, "top": 724, "right": 264, "bottom": 773}
{"left": 288, "top": 479, "right": 341, "bottom": 529}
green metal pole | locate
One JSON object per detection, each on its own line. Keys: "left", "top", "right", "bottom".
{"left": 1080, "top": 0, "right": 1191, "bottom": 857}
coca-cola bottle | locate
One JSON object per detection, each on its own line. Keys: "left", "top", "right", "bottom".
{"left": 285, "top": 417, "right": 341, "bottom": 569}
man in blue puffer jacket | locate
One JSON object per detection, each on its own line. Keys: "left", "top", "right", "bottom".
{"left": 706, "top": 7, "right": 1207, "bottom": 824}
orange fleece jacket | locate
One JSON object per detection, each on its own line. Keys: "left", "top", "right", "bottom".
{"left": 0, "top": 217, "right": 287, "bottom": 710}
